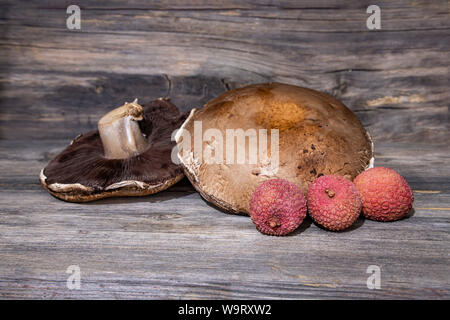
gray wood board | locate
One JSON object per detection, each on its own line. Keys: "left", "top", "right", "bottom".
{"left": 0, "top": 0, "right": 449, "bottom": 142}
{"left": 0, "top": 140, "right": 448, "bottom": 299}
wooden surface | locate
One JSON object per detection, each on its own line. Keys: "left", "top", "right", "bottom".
{"left": 1, "top": 0, "right": 449, "bottom": 142}
{"left": 0, "top": 0, "right": 449, "bottom": 299}
{"left": 0, "top": 140, "right": 449, "bottom": 299}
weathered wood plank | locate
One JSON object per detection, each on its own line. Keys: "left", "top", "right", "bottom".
{"left": 0, "top": 140, "right": 448, "bottom": 299}
{"left": 0, "top": 0, "right": 449, "bottom": 142}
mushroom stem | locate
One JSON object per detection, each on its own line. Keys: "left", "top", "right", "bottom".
{"left": 98, "top": 99, "right": 148, "bottom": 159}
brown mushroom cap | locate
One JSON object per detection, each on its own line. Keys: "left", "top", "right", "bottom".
{"left": 176, "top": 83, "right": 373, "bottom": 214}
{"left": 40, "top": 98, "right": 186, "bottom": 202}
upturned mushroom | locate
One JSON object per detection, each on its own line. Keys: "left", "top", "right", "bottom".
{"left": 175, "top": 83, "right": 374, "bottom": 214}
{"left": 40, "top": 98, "right": 185, "bottom": 202}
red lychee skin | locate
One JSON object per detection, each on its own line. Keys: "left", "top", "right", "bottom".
{"left": 307, "top": 175, "right": 362, "bottom": 231}
{"left": 249, "top": 179, "right": 307, "bottom": 236}
{"left": 354, "top": 167, "right": 414, "bottom": 222}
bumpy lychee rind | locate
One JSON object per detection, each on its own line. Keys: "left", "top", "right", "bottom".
{"left": 307, "top": 175, "right": 362, "bottom": 231}
{"left": 249, "top": 179, "right": 307, "bottom": 236}
{"left": 354, "top": 167, "right": 413, "bottom": 222}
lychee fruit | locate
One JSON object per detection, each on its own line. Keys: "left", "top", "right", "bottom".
{"left": 354, "top": 167, "right": 414, "bottom": 221}
{"left": 307, "top": 175, "right": 362, "bottom": 231}
{"left": 249, "top": 179, "right": 307, "bottom": 236}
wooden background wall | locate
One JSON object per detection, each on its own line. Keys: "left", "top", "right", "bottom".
{"left": 1, "top": 0, "right": 449, "bottom": 144}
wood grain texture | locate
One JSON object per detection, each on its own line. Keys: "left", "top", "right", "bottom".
{"left": 0, "top": 140, "right": 449, "bottom": 299}
{"left": 0, "top": 0, "right": 449, "bottom": 142}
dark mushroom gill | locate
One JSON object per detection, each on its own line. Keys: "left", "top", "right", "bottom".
{"left": 43, "top": 99, "right": 187, "bottom": 190}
